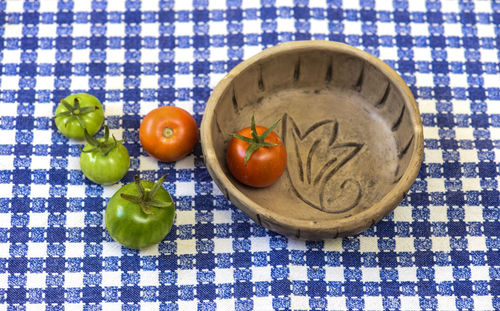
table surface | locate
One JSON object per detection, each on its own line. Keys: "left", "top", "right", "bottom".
{"left": 1, "top": 0, "right": 499, "bottom": 310}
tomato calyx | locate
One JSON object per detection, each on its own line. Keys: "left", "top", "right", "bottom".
{"left": 231, "top": 115, "right": 281, "bottom": 166}
{"left": 81, "top": 125, "right": 122, "bottom": 156}
{"left": 120, "top": 174, "right": 173, "bottom": 215}
{"left": 54, "top": 97, "right": 99, "bottom": 128}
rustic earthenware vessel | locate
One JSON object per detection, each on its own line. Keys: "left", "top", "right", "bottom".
{"left": 201, "top": 41, "right": 424, "bottom": 239}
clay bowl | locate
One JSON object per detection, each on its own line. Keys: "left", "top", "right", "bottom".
{"left": 201, "top": 41, "right": 423, "bottom": 239}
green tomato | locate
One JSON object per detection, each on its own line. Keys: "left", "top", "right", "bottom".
{"left": 54, "top": 93, "right": 104, "bottom": 140}
{"left": 105, "top": 176, "right": 175, "bottom": 250}
{"left": 80, "top": 141, "right": 130, "bottom": 185}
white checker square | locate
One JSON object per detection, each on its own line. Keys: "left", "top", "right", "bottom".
{"left": 72, "top": 24, "right": 91, "bottom": 37}
{"left": 309, "top": 0, "right": 326, "bottom": 8}
{"left": 418, "top": 99, "right": 436, "bottom": 114}
{"left": 175, "top": 210, "right": 195, "bottom": 226}
{"left": 359, "top": 237, "right": 378, "bottom": 252}
{"left": 328, "top": 297, "right": 346, "bottom": 310}
{"left": 140, "top": 302, "right": 159, "bottom": 310}
{"left": 66, "top": 156, "right": 80, "bottom": 170}
{"left": 216, "top": 299, "right": 235, "bottom": 311}
{"left": 242, "top": 19, "right": 261, "bottom": 34}
{"left": 241, "top": 0, "right": 259, "bottom": 9}
{"left": 361, "top": 267, "right": 381, "bottom": 282}
{"left": 289, "top": 265, "right": 307, "bottom": 281}
{"left": 0, "top": 214, "right": 10, "bottom": 228}
{"left": 275, "top": 0, "right": 293, "bottom": 7}
{"left": 443, "top": 23, "right": 462, "bottom": 37}
{"left": 214, "top": 238, "right": 233, "bottom": 254}
{"left": 30, "top": 184, "right": 50, "bottom": 197}
{"left": 470, "top": 265, "right": 489, "bottom": 281}
{"left": 209, "top": 21, "right": 228, "bottom": 36}
{"left": 71, "top": 49, "right": 90, "bottom": 63}
{"left": 323, "top": 238, "right": 343, "bottom": 251}
{"left": 379, "top": 46, "right": 398, "bottom": 61}
{"left": 3, "top": 49, "right": 21, "bottom": 63}
{"left": 411, "top": 23, "right": 429, "bottom": 36}
{"left": 252, "top": 266, "right": 272, "bottom": 282}
{"left": 139, "top": 270, "right": 159, "bottom": 286}
{"left": 429, "top": 206, "right": 448, "bottom": 222}
{"left": 451, "top": 100, "right": 471, "bottom": 114}
{"left": 213, "top": 210, "right": 231, "bottom": 224}
{"left": 425, "top": 149, "right": 443, "bottom": 163}
{"left": 173, "top": 1, "right": 193, "bottom": 11}
{"left": 395, "top": 237, "right": 414, "bottom": 252}
{"left": 473, "top": 296, "right": 493, "bottom": 311}
{"left": 28, "top": 212, "right": 48, "bottom": 227}
{"left": 34, "top": 102, "right": 53, "bottom": 117}
{"left": 141, "top": 23, "right": 160, "bottom": 37}
{"left": 107, "top": 23, "right": 126, "bottom": 37}
{"left": 291, "top": 296, "right": 309, "bottom": 309}
{"left": 141, "top": 244, "right": 160, "bottom": 256}
{"left": 408, "top": 1, "right": 426, "bottom": 11}
{"left": 176, "top": 239, "right": 196, "bottom": 255}
{"left": 310, "top": 19, "right": 328, "bottom": 34}
{"left": 64, "top": 272, "right": 84, "bottom": 288}
{"left": 174, "top": 48, "right": 194, "bottom": 63}
{"left": 139, "top": 156, "right": 159, "bottom": 171}
{"left": 250, "top": 236, "right": 270, "bottom": 252}
{"left": 434, "top": 266, "right": 454, "bottom": 282}
{"left": 6, "top": 1, "right": 24, "bottom": 12}
{"left": 174, "top": 155, "right": 194, "bottom": 170}
{"left": 102, "top": 271, "right": 122, "bottom": 286}
{"left": 175, "top": 22, "right": 194, "bottom": 37}
{"left": 483, "top": 74, "right": 499, "bottom": 89}
{"left": 398, "top": 267, "right": 417, "bottom": 282}
{"left": 400, "top": 297, "right": 420, "bottom": 311}
{"left": 39, "top": 0, "right": 58, "bottom": 12}
{"left": 446, "top": 48, "right": 465, "bottom": 62}
{"left": 71, "top": 76, "right": 89, "bottom": 90}
{"left": 30, "top": 156, "right": 50, "bottom": 170}
{"left": 0, "top": 273, "right": 7, "bottom": 288}
{"left": 363, "top": 297, "right": 383, "bottom": 311}
{"left": 477, "top": 24, "right": 495, "bottom": 38}
{"left": 2, "top": 76, "right": 20, "bottom": 90}
{"left": 480, "top": 49, "right": 499, "bottom": 63}
{"left": 38, "top": 24, "right": 58, "bottom": 38}
{"left": 325, "top": 266, "right": 344, "bottom": 281}
{"left": 448, "top": 73, "right": 468, "bottom": 88}
{"left": 73, "top": 1, "right": 91, "bottom": 12}
{"left": 341, "top": 0, "right": 360, "bottom": 10}
{"left": 427, "top": 178, "right": 446, "bottom": 193}
{"left": 0, "top": 155, "right": 13, "bottom": 169}
{"left": 393, "top": 205, "right": 413, "bottom": 222}
{"left": 140, "top": 75, "right": 159, "bottom": 89}
{"left": 288, "top": 238, "right": 308, "bottom": 251}
{"left": 66, "top": 211, "right": 85, "bottom": 227}
{"left": 455, "top": 128, "right": 475, "bottom": 141}
{"left": 35, "top": 76, "right": 55, "bottom": 90}
{"left": 0, "top": 243, "right": 10, "bottom": 258}
{"left": 65, "top": 242, "right": 85, "bottom": 258}
{"left": 102, "top": 241, "right": 122, "bottom": 256}
{"left": 458, "top": 148, "right": 478, "bottom": 163}
{"left": 141, "top": 1, "right": 159, "bottom": 11}
{"left": 474, "top": 1, "right": 493, "bottom": 13}
{"left": 441, "top": 1, "right": 459, "bottom": 13}
{"left": 464, "top": 206, "right": 484, "bottom": 223}
{"left": 0, "top": 102, "right": 16, "bottom": 116}
{"left": 106, "top": 76, "right": 124, "bottom": 90}
{"left": 461, "top": 178, "right": 481, "bottom": 191}
{"left": 343, "top": 20, "right": 361, "bottom": 35}
{"left": 277, "top": 18, "right": 295, "bottom": 33}
{"left": 177, "top": 269, "right": 197, "bottom": 286}
{"left": 413, "top": 47, "right": 432, "bottom": 62}
{"left": 209, "top": 47, "right": 228, "bottom": 62}
{"left": 175, "top": 181, "right": 195, "bottom": 197}
{"left": 101, "top": 303, "right": 121, "bottom": 310}
{"left": 0, "top": 184, "right": 12, "bottom": 199}
{"left": 174, "top": 74, "right": 193, "bottom": 89}
{"left": 27, "top": 242, "right": 46, "bottom": 258}
{"left": 437, "top": 296, "right": 456, "bottom": 310}
{"left": 431, "top": 236, "right": 451, "bottom": 252}
{"left": 139, "top": 101, "right": 158, "bottom": 117}
{"left": 27, "top": 273, "right": 46, "bottom": 288}
{"left": 215, "top": 268, "right": 234, "bottom": 284}
{"left": 175, "top": 101, "right": 194, "bottom": 114}
{"left": 141, "top": 49, "right": 159, "bottom": 63}
{"left": 375, "top": 22, "right": 395, "bottom": 36}
{"left": 415, "top": 72, "right": 434, "bottom": 87}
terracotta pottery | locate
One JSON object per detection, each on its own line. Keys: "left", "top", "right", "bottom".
{"left": 201, "top": 41, "right": 424, "bottom": 239}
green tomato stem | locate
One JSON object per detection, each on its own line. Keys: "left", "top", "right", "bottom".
{"left": 120, "top": 174, "right": 173, "bottom": 215}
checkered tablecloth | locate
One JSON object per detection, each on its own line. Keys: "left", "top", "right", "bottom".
{"left": 0, "top": 0, "right": 499, "bottom": 310}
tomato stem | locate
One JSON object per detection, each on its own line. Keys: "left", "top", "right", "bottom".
{"left": 163, "top": 126, "right": 174, "bottom": 138}
{"left": 54, "top": 97, "right": 99, "bottom": 128}
{"left": 231, "top": 114, "right": 281, "bottom": 166}
{"left": 121, "top": 174, "right": 173, "bottom": 215}
{"left": 80, "top": 125, "right": 123, "bottom": 156}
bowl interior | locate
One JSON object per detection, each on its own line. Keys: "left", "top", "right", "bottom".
{"left": 205, "top": 45, "right": 419, "bottom": 228}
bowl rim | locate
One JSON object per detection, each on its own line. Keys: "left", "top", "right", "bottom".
{"left": 201, "top": 40, "right": 424, "bottom": 236}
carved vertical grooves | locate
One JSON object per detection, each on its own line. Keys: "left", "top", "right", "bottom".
{"left": 293, "top": 57, "right": 301, "bottom": 82}
{"left": 232, "top": 86, "right": 238, "bottom": 113}
{"left": 375, "top": 83, "right": 390, "bottom": 108}
{"left": 258, "top": 65, "right": 265, "bottom": 91}
{"left": 354, "top": 65, "right": 364, "bottom": 92}
{"left": 306, "top": 140, "right": 321, "bottom": 184}
{"left": 256, "top": 214, "right": 262, "bottom": 226}
{"left": 295, "top": 229, "right": 301, "bottom": 239}
{"left": 398, "top": 134, "right": 414, "bottom": 159}
{"left": 325, "top": 58, "right": 333, "bottom": 83}
{"left": 215, "top": 112, "right": 223, "bottom": 135}
{"left": 391, "top": 104, "right": 406, "bottom": 131}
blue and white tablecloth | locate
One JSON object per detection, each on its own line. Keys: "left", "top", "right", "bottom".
{"left": 0, "top": 0, "right": 499, "bottom": 310}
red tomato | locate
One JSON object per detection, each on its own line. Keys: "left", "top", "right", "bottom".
{"left": 139, "top": 106, "right": 198, "bottom": 162}
{"left": 226, "top": 125, "right": 287, "bottom": 187}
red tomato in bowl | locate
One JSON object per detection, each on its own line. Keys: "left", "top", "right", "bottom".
{"left": 139, "top": 106, "right": 198, "bottom": 162}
